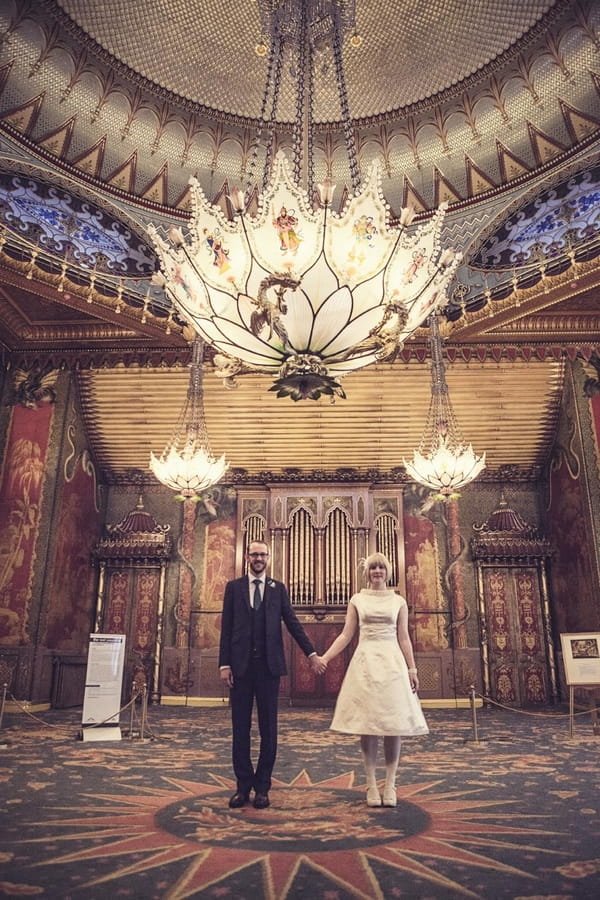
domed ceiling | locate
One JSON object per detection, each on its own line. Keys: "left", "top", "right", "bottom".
{"left": 0, "top": 0, "right": 599, "bottom": 484}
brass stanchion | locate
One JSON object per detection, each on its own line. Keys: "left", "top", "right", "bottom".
{"left": 465, "top": 684, "right": 487, "bottom": 746}
{"left": 471, "top": 685, "right": 479, "bottom": 743}
{"left": 140, "top": 685, "right": 148, "bottom": 742}
{"left": 125, "top": 680, "right": 153, "bottom": 742}
{"left": 0, "top": 682, "right": 7, "bottom": 731}
{"left": 123, "top": 665, "right": 154, "bottom": 741}
{"left": 128, "top": 688, "right": 138, "bottom": 740}
{"left": 0, "top": 683, "right": 8, "bottom": 747}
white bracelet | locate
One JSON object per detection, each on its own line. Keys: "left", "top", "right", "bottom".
{"left": 408, "top": 668, "right": 418, "bottom": 674}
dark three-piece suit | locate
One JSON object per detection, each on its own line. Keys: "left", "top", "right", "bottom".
{"left": 218, "top": 574, "right": 315, "bottom": 795}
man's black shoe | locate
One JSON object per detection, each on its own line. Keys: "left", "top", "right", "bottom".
{"left": 253, "top": 792, "right": 270, "bottom": 809}
{"left": 228, "top": 791, "right": 249, "bottom": 808}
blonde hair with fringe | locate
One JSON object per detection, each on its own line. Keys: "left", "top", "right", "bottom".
{"left": 359, "top": 552, "right": 393, "bottom": 583}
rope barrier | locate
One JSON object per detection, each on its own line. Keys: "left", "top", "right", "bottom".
{"left": 473, "top": 689, "right": 599, "bottom": 719}
{"left": 3, "top": 681, "right": 598, "bottom": 748}
{"left": 1, "top": 687, "right": 155, "bottom": 739}
{"left": 466, "top": 685, "right": 600, "bottom": 745}
{"left": 3, "top": 692, "right": 66, "bottom": 729}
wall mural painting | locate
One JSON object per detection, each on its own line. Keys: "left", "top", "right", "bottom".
{"left": 547, "top": 452, "right": 596, "bottom": 634}
{"left": 486, "top": 568, "right": 549, "bottom": 705}
{"left": 472, "top": 163, "right": 600, "bottom": 271}
{"left": 486, "top": 571, "right": 516, "bottom": 701}
{"left": 0, "top": 404, "right": 53, "bottom": 645}
{"left": 404, "top": 512, "right": 448, "bottom": 653}
{"left": 43, "top": 455, "right": 102, "bottom": 651}
{"left": 197, "top": 518, "right": 236, "bottom": 651}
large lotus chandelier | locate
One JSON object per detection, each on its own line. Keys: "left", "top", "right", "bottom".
{"left": 148, "top": 0, "right": 462, "bottom": 400}
{"left": 404, "top": 313, "right": 485, "bottom": 499}
{"left": 149, "top": 156, "right": 461, "bottom": 400}
{"left": 149, "top": 337, "right": 228, "bottom": 499}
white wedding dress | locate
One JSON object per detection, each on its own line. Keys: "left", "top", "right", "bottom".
{"left": 330, "top": 589, "right": 429, "bottom": 737}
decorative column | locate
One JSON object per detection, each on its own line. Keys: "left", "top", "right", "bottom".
{"left": 446, "top": 497, "right": 468, "bottom": 649}
{"left": 175, "top": 498, "right": 197, "bottom": 649}
{"left": 94, "top": 562, "right": 106, "bottom": 633}
{"left": 152, "top": 560, "right": 168, "bottom": 704}
{"left": 539, "top": 556, "right": 559, "bottom": 702}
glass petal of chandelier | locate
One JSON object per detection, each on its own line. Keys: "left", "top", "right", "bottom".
{"left": 148, "top": 0, "right": 462, "bottom": 401}
{"left": 149, "top": 337, "right": 229, "bottom": 500}
{"left": 403, "top": 313, "right": 486, "bottom": 499}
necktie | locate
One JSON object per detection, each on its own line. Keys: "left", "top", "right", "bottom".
{"left": 253, "top": 578, "right": 262, "bottom": 611}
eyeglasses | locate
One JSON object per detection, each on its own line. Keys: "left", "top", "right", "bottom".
{"left": 248, "top": 552, "right": 269, "bottom": 558}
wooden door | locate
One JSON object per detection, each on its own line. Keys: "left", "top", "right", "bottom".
{"left": 483, "top": 566, "right": 551, "bottom": 705}
{"left": 103, "top": 566, "right": 161, "bottom": 699}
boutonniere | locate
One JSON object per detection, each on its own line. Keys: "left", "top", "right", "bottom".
{"left": 267, "top": 580, "right": 276, "bottom": 588}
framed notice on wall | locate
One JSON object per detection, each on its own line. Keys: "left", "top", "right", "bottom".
{"left": 560, "top": 632, "right": 600, "bottom": 685}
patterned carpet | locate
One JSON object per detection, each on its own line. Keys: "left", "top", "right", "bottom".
{"left": 1, "top": 703, "right": 599, "bottom": 899}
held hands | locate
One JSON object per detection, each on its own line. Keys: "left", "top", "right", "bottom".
{"left": 220, "top": 666, "right": 234, "bottom": 688}
{"left": 310, "top": 654, "right": 327, "bottom": 675}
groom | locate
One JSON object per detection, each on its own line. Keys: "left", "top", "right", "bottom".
{"left": 219, "top": 539, "right": 324, "bottom": 809}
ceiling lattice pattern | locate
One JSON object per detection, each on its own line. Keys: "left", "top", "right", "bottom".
{"left": 0, "top": 1, "right": 597, "bottom": 212}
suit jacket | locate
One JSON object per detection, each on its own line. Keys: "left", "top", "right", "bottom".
{"left": 218, "top": 575, "right": 315, "bottom": 677}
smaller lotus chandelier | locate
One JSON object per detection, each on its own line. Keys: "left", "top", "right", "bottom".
{"left": 149, "top": 337, "right": 228, "bottom": 500}
{"left": 148, "top": 0, "right": 463, "bottom": 401}
{"left": 404, "top": 312, "right": 486, "bottom": 499}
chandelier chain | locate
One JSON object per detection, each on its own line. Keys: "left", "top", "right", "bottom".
{"left": 420, "top": 312, "right": 461, "bottom": 454}
{"left": 292, "top": 1, "right": 312, "bottom": 195}
{"left": 306, "top": 39, "right": 315, "bottom": 199}
{"left": 187, "top": 337, "right": 206, "bottom": 440}
{"left": 263, "top": 36, "right": 286, "bottom": 193}
{"left": 246, "top": 32, "right": 283, "bottom": 198}
{"left": 331, "top": 7, "right": 360, "bottom": 193}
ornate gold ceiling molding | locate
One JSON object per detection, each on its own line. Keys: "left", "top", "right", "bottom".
{"left": 495, "top": 313, "right": 600, "bottom": 337}
{"left": 0, "top": 259, "right": 186, "bottom": 345}
{"left": 101, "top": 465, "right": 545, "bottom": 488}
{"left": 450, "top": 256, "right": 600, "bottom": 341}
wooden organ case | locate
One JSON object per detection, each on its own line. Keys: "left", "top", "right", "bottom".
{"left": 236, "top": 485, "right": 406, "bottom": 706}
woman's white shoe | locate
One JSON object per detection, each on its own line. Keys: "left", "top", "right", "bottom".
{"left": 366, "top": 786, "right": 382, "bottom": 807}
{"left": 382, "top": 787, "right": 397, "bottom": 807}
